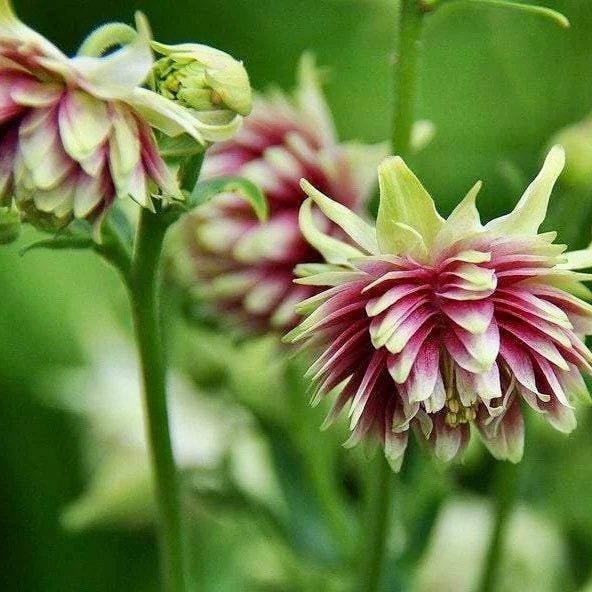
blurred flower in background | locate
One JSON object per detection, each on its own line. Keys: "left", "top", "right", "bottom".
{"left": 551, "top": 114, "right": 592, "bottom": 190}
{"left": 413, "top": 496, "right": 567, "bottom": 592}
{"left": 49, "top": 330, "right": 279, "bottom": 530}
{"left": 286, "top": 146, "right": 592, "bottom": 470}
{"left": 175, "top": 54, "right": 386, "bottom": 332}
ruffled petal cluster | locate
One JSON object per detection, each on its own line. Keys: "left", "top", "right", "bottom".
{"left": 180, "top": 56, "right": 385, "bottom": 331}
{"left": 286, "top": 146, "right": 592, "bottom": 469}
{"left": 0, "top": 1, "right": 250, "bottom": 230}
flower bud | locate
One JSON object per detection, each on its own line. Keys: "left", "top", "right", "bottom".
{"left": 152, "top": 42, "right": 252, "bottom": 118}
{"left": 0, "top": 207, "right": 21, "bottom": 244}
{"left": 550, "top": 116, "right": 592, "bottom": 188}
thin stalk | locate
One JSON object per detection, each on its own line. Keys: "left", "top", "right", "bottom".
{"left": 391, "top": 0, "right": 426, "bottom": 158}
{"left": 477, "top": 461, "right": 520, "bottom": 592}
{"left": 130, "top": 206, "right": 188, "bottom": 592}
{"left": 358, "top": 456, "right": 394, "bottom": 592}
{"left": 358, "top": 1, "right": 427, "bottom": 590}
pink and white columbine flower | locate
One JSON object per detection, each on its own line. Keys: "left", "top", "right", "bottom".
{"left": 285, "top": 146, "right": 592, "bottom": 470}
{"left": 180, "top": 56, "right": 385, "bottom": 331}
{"left": 0, "top": 1, "right": 247, "bottom": 230}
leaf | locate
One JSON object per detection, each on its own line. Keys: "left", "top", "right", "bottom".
{"left": 190, "top": 176, "right": 269, "bottom": 221}
{"left": 20, "top": 234, "right": 93, "bottom": 256}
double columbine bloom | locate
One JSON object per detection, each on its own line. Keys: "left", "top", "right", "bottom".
{"left": 180, "top": 56, "right": 385, "bottom": 331}
{"left": 0, "top": 0, "right": 250, "bottom": 231}
{"left": 286, "top": 146, "right": 592, "bottom": 469}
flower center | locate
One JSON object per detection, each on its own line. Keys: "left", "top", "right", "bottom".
{"left": 442, "top": 354, "right": 478, "bottom": 428}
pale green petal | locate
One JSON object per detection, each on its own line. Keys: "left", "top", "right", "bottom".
{"left": 559, "top": 241, "right": 592, "bottom": 270}
{"left": 299, "top": 198, "right": 364, "bottom": 265}
{"left": 130, "top": 87, "right": 206, "bottom": 142}
{"left": 108, "top": 105, "right": 141, "bottom": 196}
{"left": 300, "top": 179, "right": 379, "bottom": 254}
{"left": 58, "top": 90, "right": 111, "bottom": 162}
{"left": 391, "top": 222, "right": 428, "bottom": 260}
{"left": 295, "top": 270, "right": 363, "bottom": 286}
{"left": 434, "top": 181, "right": 483, "bottom": 252}
{"left": 376, "top": 156, "right": 444, "bottom": 255}
{"left": 485, "top": 145, "right": 565, "bottom": 236}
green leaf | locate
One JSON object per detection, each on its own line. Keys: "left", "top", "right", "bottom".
{"left": 190, "top": 176, "right": 269, "bottom": 221}
{"left": 20, "top": 235, "right": 94, "bottom": 256}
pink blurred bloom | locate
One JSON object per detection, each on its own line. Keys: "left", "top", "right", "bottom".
{"left": 285, "top": 146, "right": 592, "bottom": 469}
{"left": 180, "top": 56, "right": 385, "bottom": 331}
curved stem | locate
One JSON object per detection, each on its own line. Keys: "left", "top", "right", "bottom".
{"left": 477, "top": 461, "right": 521, "bottom": 592}
{"left": 358, "top": 456, "right": 394, "bottom": 592}
{"left": 130, "top": 207, "right": 188, "bottom": 592}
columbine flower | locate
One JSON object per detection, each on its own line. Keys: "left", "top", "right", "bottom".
{"left": 285, "top": 146, "right": 592, "bottom": 470}
{"left": 0, "top": 1, "right": 243, "bottom": 231}
{"left": 178, "top": 55, "right": 385, "bottom": 331}
{"left": 152, "top": 41, "right": 251, "bottom": 143}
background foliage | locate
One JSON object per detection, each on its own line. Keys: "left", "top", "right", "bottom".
{"left": 2, "top": 0, "right": 592, "bottom": 590}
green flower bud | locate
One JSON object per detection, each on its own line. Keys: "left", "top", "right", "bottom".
{"left": 152, "top": 42, "right": 252, "bottom": 117}
{"left": 0, "top": 207, "right": 21, "bottom": 245}
{"left": 550, "top": 116, "right": 592, "bottom": 188}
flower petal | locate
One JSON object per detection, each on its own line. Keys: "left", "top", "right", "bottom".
{"left": 376, "top": 156, "right": 444, "bottom": 255}
{"left": 485, "top": 145, "right": 565, "bottom": 236}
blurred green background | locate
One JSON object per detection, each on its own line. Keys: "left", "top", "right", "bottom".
{"left": 2, "top": 0, "right": 592, "bottom": 590}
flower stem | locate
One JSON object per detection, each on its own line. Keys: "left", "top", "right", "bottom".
{"left": 476, "top": 461, "right": 521, "bottom": 592}
{"left": 358, "top": 1, "right": 427, "bottom": 590}
{"left": 391, "top": 0, "right": 426, "bottom": 158}
{"left": 358, "top": 455, "right": 394, "bottom": 592}
{"left": 130, "top": 206, "right": 188, "bottom": 592}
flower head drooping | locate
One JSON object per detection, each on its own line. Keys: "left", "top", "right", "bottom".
{"left": 178, "top": 55, "right": 386, "bottom": 331}
{"left": 285, "top": 146, "right": 592, "bottom": 470}
{"left": 0, "top": 1, "right": 242, "bottom": 232}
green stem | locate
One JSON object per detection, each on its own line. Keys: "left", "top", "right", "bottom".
{"left": 391, "top": 0, "right": 426, "bottom": 158}
{"left": 357, "top": 456, "right": 394, "bottom": 592}
{"left": 358, "top": 1, "right": 427, "bottom": 590}
{"left": 477, "top": 461, "right": 521, "bottom": 592}
{"left": 130, "top": 207, "right": 188, "bottom": 592}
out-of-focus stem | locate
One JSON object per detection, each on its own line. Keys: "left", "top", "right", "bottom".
{"left": 477, "top": 461, "right": 521, "bottom": 592}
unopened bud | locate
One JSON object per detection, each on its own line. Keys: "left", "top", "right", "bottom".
{"left": 152, "top": 42, "right": 252, "bottom": 117}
